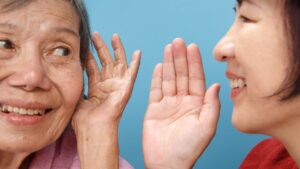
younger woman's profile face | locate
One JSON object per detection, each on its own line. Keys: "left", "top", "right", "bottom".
{"left": 214, "top": 0, "right": 300, "bottom": 134}
{"left": 0, "top": 0, "right": 84, "bottom": 153}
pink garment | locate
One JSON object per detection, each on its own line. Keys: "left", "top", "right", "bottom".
{"left": 28, "top": 129, "right": 134, "bottom": 169}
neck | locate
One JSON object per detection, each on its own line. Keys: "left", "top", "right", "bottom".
{"left": 284, "top": 140, "right": 300, "bottom": 167}
{"left": 0, "top": 151, "right": 31, "bottom": 169}
{"left": 270, "top": 116, "right": 300, "bottom": 168}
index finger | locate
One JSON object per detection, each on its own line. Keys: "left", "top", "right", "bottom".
{"left": 187, "top": 44, "right": 206, "bottom": 97}
{"left": 93, "top": 32, "right": 114, "bottom": 69}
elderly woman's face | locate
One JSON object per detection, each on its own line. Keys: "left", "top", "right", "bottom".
{"left": 0, "top": 0, "right": 83, "bottom": 152}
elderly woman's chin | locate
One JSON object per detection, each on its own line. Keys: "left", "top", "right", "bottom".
{"left": 0, "top": 129, "right": 69, "bottom": 154}
{"left": 0, "top": 136, "right": 49, "bottom": 153}
{"left": 0, "top": 107, "right": 76, "bottom": 153}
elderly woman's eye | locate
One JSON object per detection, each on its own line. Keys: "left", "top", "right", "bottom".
{"left": 53, "top": 47, "right": 71, "bottom": 57}
{"left": 0, "top": 40, "right": 14, "bottom": 49}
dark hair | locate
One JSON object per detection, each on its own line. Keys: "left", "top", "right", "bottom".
{"left": 276, "top": 0, "right": 300, "bottom": 101}
{"left": 0, "top": 0, "right": 92, "bottom": 63}
{"left": 72, "top": 0, "right": 92, "bottom": 63}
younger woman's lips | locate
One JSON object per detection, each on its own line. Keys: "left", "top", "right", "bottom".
{"left": 231, "top": 87, "right": 245, "bottom": 99}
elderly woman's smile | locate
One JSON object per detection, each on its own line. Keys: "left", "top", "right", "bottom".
{"left": 0, "top": 101, "right": 53, "bottom": 125}
{"left": 1, "top": 104, "right": 49, "bottom": 116}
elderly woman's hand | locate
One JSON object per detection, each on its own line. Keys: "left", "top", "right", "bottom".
{"left": 142, "top": 38, "right": 220, "bottom": 169}
{"left": 72, "top": 32, "right": 141, "bottom": 169}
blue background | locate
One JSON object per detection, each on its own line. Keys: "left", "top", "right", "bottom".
{"left": 85, "top": 0, "right": 267, "bottom": 168}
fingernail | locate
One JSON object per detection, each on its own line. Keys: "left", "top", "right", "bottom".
{"left": 173, "top": 38, "right": 185, "bottom": 44}
{"left": 135, "top": 50, "right": 141, "bottom": 56}
{"left": 112, "top": 33, "right": 119, "bottom": 38}
{"left": 93, "top": 31, "right": 99, "bottom": 36}
{"left": 188, "top": 43, "right": 199, "bottom": 49}
{"left": 165, "top": 44, "right": 172, "bottom": 49}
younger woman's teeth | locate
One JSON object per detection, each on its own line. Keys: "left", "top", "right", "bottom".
{"left": 0, "top": 104, "right": 46, "bottom": 116}
{"left": 230, "top": 79, "right": 247, "bottom": 89}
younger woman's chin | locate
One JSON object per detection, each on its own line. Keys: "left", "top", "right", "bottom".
{"left": 231, "top": 111, "right": 262, "bottom": 134}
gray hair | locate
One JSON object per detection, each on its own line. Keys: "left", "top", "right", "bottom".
{"left": 0, "top": 0, "right": 92, "bottom": 63}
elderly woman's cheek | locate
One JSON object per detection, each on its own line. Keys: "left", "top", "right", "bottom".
{"left": 53, "top": 64, "right": 84, "bottom": 111}
{"left": 0, "top": 62, "right": 10, "bottom": 78}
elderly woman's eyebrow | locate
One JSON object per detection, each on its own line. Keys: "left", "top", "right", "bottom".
{"left": 0, "top": 22, "right": 79, "bottom": 38}
{"left": 0, "top": 22, "right": 18, "bottom": 30}
{"left": 53, "top": 27, "right": 80, "bottom": 38}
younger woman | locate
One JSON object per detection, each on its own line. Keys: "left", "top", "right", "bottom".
{"left": 142, "top": 0, "right": 300, "bottom": 168}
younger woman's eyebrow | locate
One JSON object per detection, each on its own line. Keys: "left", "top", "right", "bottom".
{"left": 237, "top": 0, "right": 260, "bottom": 7}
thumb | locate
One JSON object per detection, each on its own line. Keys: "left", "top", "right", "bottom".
{"left": 199, "top": 83, "right": 221, "bottom": 134}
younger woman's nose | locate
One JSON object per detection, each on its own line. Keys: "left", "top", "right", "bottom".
{"left": 213, "top": 35, "right": 235, "bottom": 62}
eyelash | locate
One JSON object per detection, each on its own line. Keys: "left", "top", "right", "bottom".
{"left": 239, "top": 15, "right": 252, "bottom": 23}
{"left": 233, "top": 7, "right": 253, "bottom": 23}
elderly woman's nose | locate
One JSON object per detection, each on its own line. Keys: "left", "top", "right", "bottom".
{"left": 213, "top": 34, "right": 235, "bottom": 62}
{"left": 7, "top": 55, "right": 51, "bottom": 91}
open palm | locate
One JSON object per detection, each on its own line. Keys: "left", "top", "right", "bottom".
{"left": 143, "top": 39, "right": 220, "bottom": 169}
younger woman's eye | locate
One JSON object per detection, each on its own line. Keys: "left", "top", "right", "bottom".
{"left": 0, "top": 40, "right": 14, "bottom": 49}
{"left": 53, "top": 47, "right": 71, "bottom": 57}
{"left": 239, "top": 15, "right": 253, "bottom": 23}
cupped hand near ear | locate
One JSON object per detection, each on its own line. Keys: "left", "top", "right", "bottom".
{"left": 72, "top": 32, "right": 141, "bottom": 169}
{"left": 143, "top": 38, "right": 220, "bottom": 169}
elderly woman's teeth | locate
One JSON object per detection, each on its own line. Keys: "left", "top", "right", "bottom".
{"left": 0, "top": 105, "right": 46, "bottom": 116}
{"left": 230, "top": 79, "right": 247, "bottom": 89}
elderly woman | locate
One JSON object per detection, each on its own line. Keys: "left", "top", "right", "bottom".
{"left": 142, "top": 0, "right": 300, "bottom": 168}
{"left": 0, "top": 0, "right": 140, "bottom": 169}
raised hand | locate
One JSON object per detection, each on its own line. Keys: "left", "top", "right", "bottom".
{"left": 72, "top": 32, "right": 141, "bottom": 169}
{"left": 73, "top": 32, "right": 141, "bottom": 124}
{"left": 143, "top": 38, "right": 220, "bottom": 169}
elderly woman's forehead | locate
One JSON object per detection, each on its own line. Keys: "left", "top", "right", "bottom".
{"left": 0, "top": 0, "right": 77, "bottom": 16}
{"left": 0, "top": 0, "right": 79, "bottom": 25}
